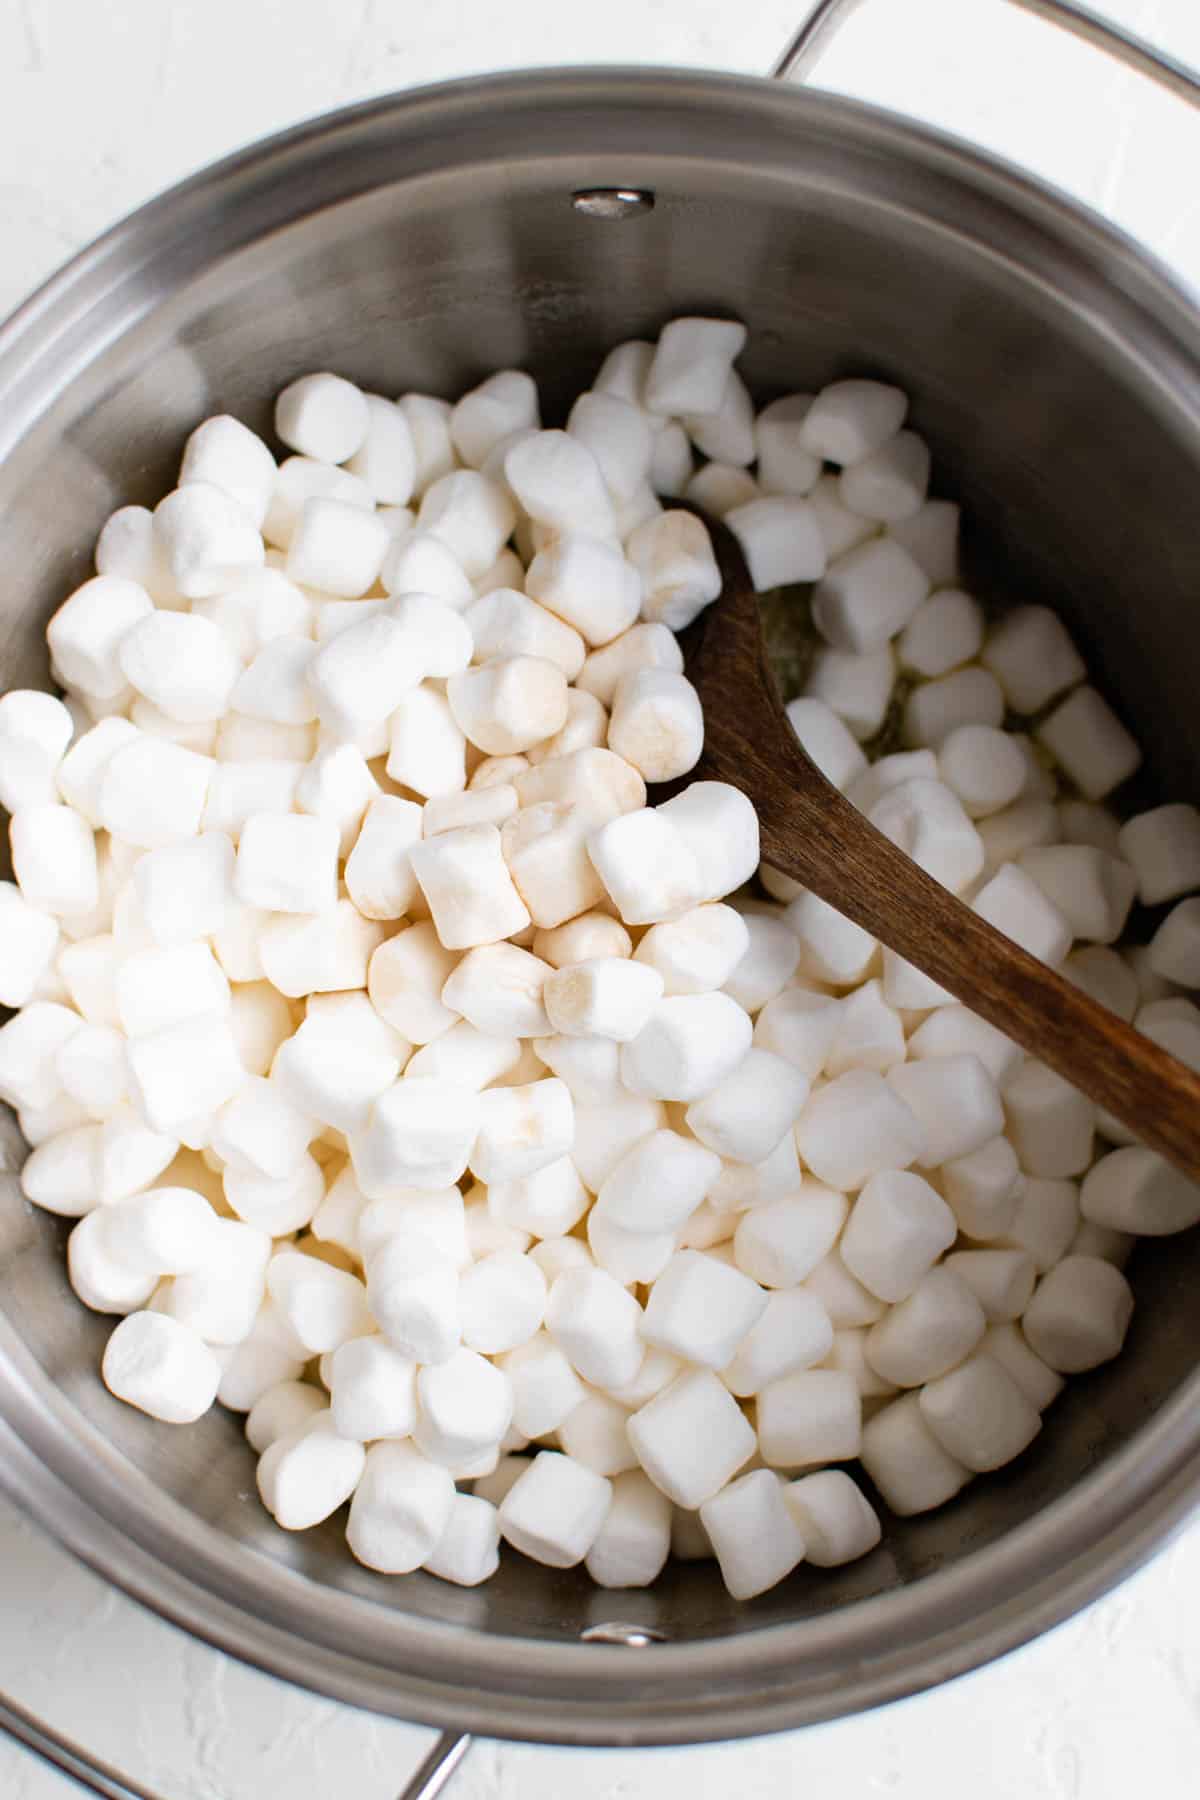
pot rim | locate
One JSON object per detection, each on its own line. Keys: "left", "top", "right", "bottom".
{"left": 2, "top": 64, "right": 1200, "bottom": 1746}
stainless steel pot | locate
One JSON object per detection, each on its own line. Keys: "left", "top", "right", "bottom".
{"left": 2, "top": 0, "right": 1200, "bottom": 1790}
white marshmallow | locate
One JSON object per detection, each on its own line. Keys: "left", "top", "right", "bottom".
{"left": 98, "top": 737, "right": 213, "bottom": 848}
{"left": 619, "top": 992, "right": 752, "bottom": 1101}
{"left": 980, "top": 606, "right": 1086, "bottom": 715}
{"left": 327, "top": 1335, "right": 417, "bottom": 1442}
{"left": 211, "top": 1076, "right": 314, "bottom": 1179}
{"left": 407, "top": 823, "right": 529, "bottom": 949}
{"left": 380, "top": 533, "right": 472, "bottom": 613}
{"left": 567, "top": 390, "right": 654, "bottom": 501}
{"left": 943, "top": 1249, "right": 1037, "bottom": 1322}
{"left": 558, "top": 1390, "right": 637, "bottom": 1477}
{"left": 721, "top": 1288, "right": 834, "bottom": 1398}
{"left": 256, "top": 1409, "right": 367, "bottom": 1533}
{"left": 488, "top": 1158, "right": 589, "bottom": 1241}
{"left": 10, "top": 805, "right": 98, "bottom": 919}
{"left": 234, "top": 812, "right": 338, "bottom": 915}
{"left": 641, "top": 1249, "right": 766, "bottom": 1371}
{"left": 866, "top": 1266, "right": 986, "bottom": 1387}
{"left": 365, "top": 924, "right": 457, "bottom": 1043}
{"left": 907, "top": 1004, "right": 1022, "bottom": 1087}
{"left": 871, "top": 778, "right": 985, "bottom": 896}
{"left": 406, "top": 1021, "right": 519, "bottom": 1090}
{"left": 357, "top": 1186, "right": 468, "bottom": 1269}
{"left": 972, "top": 862, "right": 1072, "bottom": 967}
{"left": 0, "top": 690, "right": 73, "bottom": 812}
{"left": 20, "top": 1121, "right": 104, "bottom": 1217}
{"left": 784, "top": 890, "right": 878, "bottom": 986}
{"left": 682, "top": 366, "right": 755, "bottom": 465}
{"left": 534, "top": 910, "right": 632, "bottom": 969}
{"left": 464, "top": 590, "right": 583, "bottom": 683}
{"left": 645, "top": 318, "right": 746, "bottom": 417}
{"left": 897, "top": 589, "right": 984, "bottom": 680}
{"left": 632, "top": 907, "right": 746, "bottom": 1000}
{"left": 575, "top": 623, "right": 684, "bottom": 710}
{"left": 380, "top": 684, "right": 465, "bottom": 798}
{"left": 831, "top": 970, "right": 920, "bottom": 1058}
{"left": 784, "top": 698, "right": 869, "bottom": 794}
{"left": 257, "top": 899, "right": 384, "bottom": 1000}
{"left": 839, "top": 429, "right": 929, "bottom": 522}
{"left": 1035, "top": 687, "right": 1142, "bottom": 802}
{"left": 215, "top": 715, "right": 314, "bottom": 764}
{"left": 0, "top": 883, "right": 60, "bottom": 1007}
{"left": 937, "top": 725, "right": 1026, "bottom": 820}
{"left": 446, "top": 371, "right": 538, "bottom": 472}
{"left": 526, "top": 688, "right": 610, "bottom": 768}
{"left": 1069, "top": 1220, "right": 1134, "bottom": 1267}
{"left": 1061, "top": 946, "right": 1138, "bottom": 1021}
{"left": 415, "top": 1346, "right": 513, "bottom": 1466}
{"left": 940, "top": 1136, "right": 1023, "bottom": 1239}
{"left": 229, "top": 636, "right": 317, "bottom": 726}
{"left": 102, "top": 1310, "right": 222, "bottom": 1423}
{"left": 604, "top": 668, "right": 703, "bottom": 785}
{"left": 686, "top": 1048, "right": 809, "bottom": 1164}
{"left": 47, "top": 576, "right": 155, "bottom": 699}
{"left": 130, "top": 832, "right": 235, "bottom": 949}
{"left": 805, "top": 1252, "right": 890, "bottom": 1330}
{"left": 126, "top": 1012, "right": 244, "bottom": 1136}
{"left": 203, "top": 758, "right": 304, "bottom": 839}
{"left": 785, "top": 1470, "right": 880, "bottom": 1567}
{"left": 887, "top": 1054, "right": 1004, "bottom": 1167}
{"left": 501, "top": 1332, "right": 587, "bottom": 1439}
{"left": 439, "top": 942, "right": 550, "bottom": 1038}
{"left": 534, "top": 1033, "right": 621, "bottom": 1103}
{"left": 840, "top": 1170, "right": 956, "bottom": 1302}
{"left": 1016, "top": 844, "right": 1135, "bottom": 947}
{"left": 166, "top": 1218, "right": 272, "bottom": 1344}
{"left": 263, "top": 458, "right": 373, "bottom": 552}
{"left": 733, "top": 1183, "right": 848, "bottom": 1289}
{"left": 447, "top": 657, "right": 569, "bottom": 759}
{"left": 859, "top": 1391, "right": 971, "bottom": 1515}
{"left": 272, "top": 1018, "right": 398, "bottom": 1136}
{"left": 56, "top": 1023, "right": 130, "bottom": 1119}
{"left": 94, "top": 506, "right": 178, "bottom": 606}
{"left": 366, "top": 1231, "right": 460, "bottom": 1364}
{"left": 504, "top": 430, "right": 614, "bottom": 539}
{"left": 1080, "top": 1145, "right": 1200, "bottom": 1236}
{"left": 469, "top": 1079, "right": 573, "bottom": 1184}
{"left": 812, "top": 537, "right": 928, "bottom": 653}
{"left": 545, "top": 1266, "right": 644, "bottom": 1389}
{"left": 700, "top": 1468, "right": 807, "bottom": 1601}
{"left": 758, "top": 1366, "right": 861, "bottom": 1469}
{"left": 1148, "top": 898, "right": 1200, "bottom": 987}
{"left": 902, "top": 670, "right": 1004, "bottom": 753}
{"left": 423, "top": 1491, "right": 502, "bottom": 1587}
{"left": 351, "top": 1078, "right": 479, "bottom": 1195}
{"left": 1003, "top": 1061, "right": 1095, "bottom": 1178}
{"left": 800, "top": 380, "right": 907, "bottom": 465}
{"left": 525, "top": 535, "right": 642, "bottom": 648}
{"left": 996, "top": 1177, "right": 1080, "bottom": 1274}
{"left": 543, "top": 958, "right": 663, "bottom": 1042}
{"left": 587, "top": 1208, "right": 676, "bottom": 1286}
{"left": 68, "top": 1207, "right": 160, "bottom": 1314}
{"left": 684, "top": 463, "right": 759, "bottom": 519}
{"left": 284, "top": 496, "right": 389, "bottom": 599}
{"left": 654, "top": 781, "right": 760, "bottom": 905}
{"left": 498, "top": 1449, "right": 613, "bottom": 1568}
{"left": 724, "top": 496, "right": 826, "bottom": 594}
{"left": 458, "top": 1250, "right": 547, "bottom": 1355}
{"left": 498, "top": 802, "right": 605, "bottom": 930}
{"left": 627, "top": 1369, "right": 755, "bottom": 1509}
{"left": 246, "top": 1380, "right": 327, "bottom": 1452}
{"left": 267, "top": 1250, "right": 372, "bottom": 1354}
{"left": 753, "top": 986, "right": 842, "bottom": 1080}
{"left": 92, "top": 1107, "right": 178, "bottom": 1205}
{"left": 153, "top": 483, "right": 265, "bottom": 600}
{"left": 275, "top": 373, "right": 369, "bottom": 463}
{"left": 0, "top": 1000, "right": 83, "bottom": 1112}
{"left": 624, "top": 511, "right": 722, "bottom": 631}
{"left": 585, "top": 1470, "right": 672, "bottom": 1589}
{"left": 586, "top": 806, "right": 705, "bottom": 926}
{"left": 754, "top": 395, "right": 821, "bottom": 496}
{"left": 340, "top": 393, "right": 416, "bottom": 503}
{"left": 1118, "top": 804, "right": 1200, "bottom": 906}
{"left": 804, "top": 644, "right": 895, "bottom": 741}
{"left": 1023, "top": 1255, "right": 1134, "bottom": 1374}
{"left": 397, "top": 393, "right": 458, "bottom": 495}
{"left": 978, "top": 1322, "right": 1064, "bottom": 1412}
{"left": 423, "top": 786, "right": 517, "bottom": 839}
{"left": 795, "top": 1070, "right": 923, "bottom": 1190}
{"left": 223, "top": 1152, "right": 325, "bottom": 1236}
{"left": 807, "top": 473, "right": 877, "bottom": 562}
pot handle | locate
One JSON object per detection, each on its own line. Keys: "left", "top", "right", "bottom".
{"left": 772, "top": 0, "right": 1200, "bottom": 109}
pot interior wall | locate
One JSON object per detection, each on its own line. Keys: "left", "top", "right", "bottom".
{"left": 1, "top": 84, "right": 1199, "bottom": 1655}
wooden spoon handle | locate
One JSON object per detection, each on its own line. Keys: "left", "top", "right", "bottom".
{"left": 747, "top": 759, "right": 1200, "bottom": 1182}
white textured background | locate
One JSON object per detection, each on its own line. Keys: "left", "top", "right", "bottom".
{"left": 2, "top": 1, "right": 1200, "bottom": 1794}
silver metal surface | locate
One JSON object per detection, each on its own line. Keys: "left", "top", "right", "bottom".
{"left": 571, "top": 187, "right": 656, "bottom": 217}
{"left": 395, "top": 1731, "right": 473, "bottom": 1800}
{"left": 2, "top": 60, "right": 1200, "bottom": 1752}
{"left": 774, "top": 0, "right": 1200, "bottom": 107}
{"left": 0, "top": 1690, "right": 166, "bottom": 1800}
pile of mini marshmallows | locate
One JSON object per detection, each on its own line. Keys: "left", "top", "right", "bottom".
{"left": 2, "top": 319, "right": 1200, "bottom": 1603}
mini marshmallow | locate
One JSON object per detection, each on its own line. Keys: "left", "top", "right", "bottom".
{"left": 918, "top": 1352, "right": 1042, "bottom": 1473}
{"left": 870, "top": 777, "right": 986, "bottom": 896}
{"left": 784, "top": 891, "right": 878, "bottom": 986}
{"left": 754, "top": 394, "right": 822, "bottom": 496}
{"left": 97, "top": 737, "right": 213, "bottom": 848}
{"left": 785, "top": 698, "right": 869, "bottom": 794}
{"left": 118, "top": 610, "right": 241, "bottom": 727}
{"left": 938, "top": 725, "right": 1027, "bottom": 820}
{"left": 874, "top": 955, "right": 949, "bottom": 1025}
{"left": 47, "top": 576, "right": 155, "bottom": 699}
{"left": 722, "top": 913, "right": 802, "bottom": 1013}
{"left": 733, "top": 1183, "right": 848, "bottom": 1289}
{"left": 131, "top": 833, "right": 235, "bottom": 949}
{"left": 447, "top": 658, "right": 569, "bottom": 759}
{"left": 686, "top": 1048, "right": 809, "bottom": 1164}
{"left": 627, "top": 1369, "right": 756, "bottom": 1509}
{"left": 68, "top": 1207, "right": 160, "bottom": 1314}
{"left": 758, "top": 1366, "right": 862, "bottom": 1469}
{"left": 569, "top": 1091, "right": 666, "bottom": 1193}
{"left": 1018, "top": 845, "right": 1136, "bottom": 946}
{"left": 753, "top": 987, "right": 843, "bottom": 1080}
{"left": 357, "top": 1186, "right": 468, "bottom": 1269}
{"left": 1022, "top": 1255, "right": 1134, "bottom": 1373}
{"left": 351, "top": 1078, "right": 480, "bottom": 1195}
{"left": 341, "top": 393, "right": 416, "bottom": 503}
{"left": 504, "top": 430, "right": 614, "bottom": 539}
{"left": 228, "top": 639, "right": 319, "bottom": 731}
{"left": 804, "top": 644, "right": 895, "bottom": 742}
{"left": 588, "top": 1208, "right": 676, "bottom": 1286}
{"left": 10, "top": 806, "right": 98, "bottom": 919}
{"left": 211, "top": 1077, "right": 314, "bottom": 1181}
{"left": 469, "top": 1079, "right": 573, "bottom": 1184}
{"left": 275, "top": 373, "right": 369, "bottom": 463}
{"left": 95, "top": 505, "right": 178, "bottom": 605}
{"left": 534, "top": 910, "right": 633, "bottom": 969}
{"left": 215, "top": 715, "right": 314, "bottom": 764}
{"left": 576, "top": 628, "right": 684, "bottom": 716}
{"left": 458, "top": 1250, "right": 547, "bottom": 1355}
{"left": 398, "top": 392, "right": 457, "bottom": 494}
{"left": 56, "top": 1023, "right": 130, "bottom": 1118}
{"left": 567, "top": 390, "right": 654, "bottom": 501}
{"left": 907, "top": 1005, "right": 1022, "bottom": 1087}
{"left": 725, "top": 497, "right": 826, "bottom": 594}
{"left": 682, "top": 366, "right": 756, "bottom": 465}
{"left": 586, "top": 807, "right": 705, "bottom": 926}
{"left": 943, "top": 1249, "right": 1037, "bottom": 1322}
{"left": 866, "top": 1266, "right": 986, "bottom": 1388}
{"left": 700, "top": 1467, "right": 807, "bottom": 1601}
{"left": 440, "top": 942, "right": 550, "bottom": 1037}
{"left": 794, "top": 1071, "right": 923, "bottom": 1191}
{"left": 527, "top": 688, "right": 610, "bottom": 768}
{"left": 499, "top": 802, "right": 607, "bottom": 930}
{"left": 379, "top": 536, "right": 471, "bottom": 615}
{"left": 721, "top": 1288, "right": 834, "bottom": 1397}
{"left": 605, "top": 668, "right": 703, "bottom": 785}
{"left": 558, "top": 1391, "right": 637, "bottom": 1477}
{"left": 126, "top": 1012, "right": 244, "bottom": 1137}
{"left": 544, "top": 958, "right": 664, "bottom": 1042}
{"left": 327, "top": 1333, "right": 416, "bottom": 1442}
{"left": 266, "top": 1250, "right": 372, "bottom": 1354}
{"left": 382, "top": 684, "right": 466, "bottom": 798}
{"left": 257, "top": 898, "right": 384, "bottom": 999}
{"left": 1147, "top": 898, "right": 1200, "bottom": 987}
{"left": 1061, "top": 946, "right": 1138, "bottom": 1021}
{"left": 535, "top": 1033, "right": 621, "bottom": 1103}
{"left": 1080, "top": 1145, "right": 1200, "bottom": 1236}
{"left": 940, "top": 1136, "right": 1023, "bottom": 1240}
{"left": 153, "top": 484, "right": 264, "bottom": 600}
{"left": 812, "top": 538, "right": 928, "bottom": 653}
{"left": 624, "top": 511, "right": 723, "bottom": 632}
{"left": 1069, "top": 1221, "right": 1134, "bottom": 1267}
{"left": 525, "top": 536, "right": 642, "bottom": 649}
{"left": 859, "top": 1392, "right": 971, "bottom": 1515}
{"left": 585, "top": 1470, "right": 672, "bottom": 1589}
{"left": 21, "top": 1122, "right": 103, "bottom": 1217}
{"left": 545, "top": 1266, "right": 644, "bottom": 1389}
{"left": 619, "top": 993, "right": 752, "bottom": 1102}
{"left": 92, "top": 1107, "right": 179, "bottom": 1206}
{"left": 1118, "top": 804, "right": 1200, "bottom": 906}
{"left": 784, "top": 1470, "right": 880, "bottom": 1568}
{"left": 996, "top": 1177, "right": 1080, "bottom": 1274}
{"left": 102, "top": 1310, "right": 222, "bottom": 1423}
{"left": 407, "top": 1021, "right": 519, "bottom": 1089}
{"left": 897, "top": 588, "right": 984, "bottom": 682}
{"left": 684, "top": 462, "right": 759, "bottom": 517}
{"left": 654, "top": 782, "right": 760, "bottom": 905}
{"left": 285, "top": 496, "right": 389, "bottom": 599}
{"left": 166, "top": 1219, "right": 272, "bottom": 1344}
{"left": 887, "top": 1054, "right": 1005, "bottom": 1167}
{"left": 501, "top": 1332, "right": 587, "bottom": 1439}
{"left": 272, "top": 1019, "right": 398, "bottom": 1136}
{"left": 415, "top": 1347, "right": 513, "bottom": 1465}
{"left": 488, "top": 1159, "right": 589, "bottom": 1241}
{"left": 498, "top": 1450, "right": 613, "bottom": 1568}
{"left": 1035, "top": 687, "right": 1142, "bottom": 802}
{"left": 840, "top": 1171, "right": 957, "bottom": 1302}
{"left": 973, "top": 863, "right": 1072, "bottom": 967}
{"left": 980, "top": 606, "right": 1086, "bottom": 715}
{"left": 344, "top": 1438, "right": 455, "bottom": 1569}
{"left": 0, "top": 690, "right": 74, "bottom": 812}
{"left": 408, "top": 824, "right": 530, "bottom": 949}
{"left": 800, "top": 380, "right": 907, "bottom": 465}
{"left": 1003, "top": 1061, "right": 1095, "bottom": 1179}
{"left": 644, "top": 317, "right": 746, "bottom": 417}
{"left": 423, "top": 1491, "right": 502, "bottom": 1587}
{"left": 366, "top": 1231, "right": 460, "bottom": 1364}
{"left": 0, "top": 884, "right": 60, "bottom": 1007}
{"left": 466, "top": 587, "right": 585, "bottom": 680}
{"left": 641, "top": 1249, "right": 766, "bottom": 1371}
{"left": 839, "top": 429, "right": 929, "bottom": 523}
{"left": 246, "top": 1380, "right": 328, "bottom": 1453}
{"left": 903, "top": 668, "right": 1005, "bottom": 750}
{"left": 979, "top": 1322, "right": 1064, "bottom": 1412}
{"left": 203, "top": 761, "right": 302, "bottom": 842}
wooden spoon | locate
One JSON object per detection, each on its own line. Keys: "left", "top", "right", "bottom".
{"left": 677, "top": 508, "right": 1200, "bottom": 1183}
